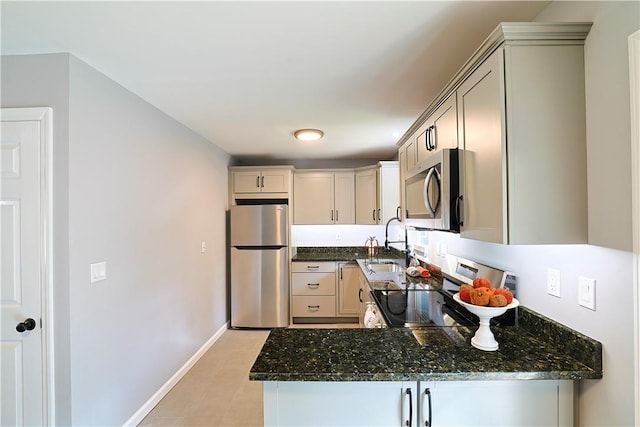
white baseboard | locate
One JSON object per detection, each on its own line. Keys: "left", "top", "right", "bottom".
{"left": 122, "top": 321, "right": 230, "bottom": 427}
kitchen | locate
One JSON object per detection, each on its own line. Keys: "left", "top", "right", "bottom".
{"left": 0, "top": 1, "right": 638, "bottom": 427}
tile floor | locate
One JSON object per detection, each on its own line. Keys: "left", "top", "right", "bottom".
{"left": 139, "top": 323, "right": 359, "bottom": 427}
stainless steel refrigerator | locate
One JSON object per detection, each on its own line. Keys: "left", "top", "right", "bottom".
{"left": 230, "top": 204, "right": 289, "bottom": 328}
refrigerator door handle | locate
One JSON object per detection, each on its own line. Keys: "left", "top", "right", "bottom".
{"left": 233, "top": 245, "right": 286, "bottom": 250}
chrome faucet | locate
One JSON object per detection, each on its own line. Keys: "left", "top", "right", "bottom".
{"left": 384, "top": 215, "right": 403, "bottom": 251}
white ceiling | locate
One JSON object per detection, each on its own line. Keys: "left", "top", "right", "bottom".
{"left": 1, "top": 1, "right": 550, "bottom": 161}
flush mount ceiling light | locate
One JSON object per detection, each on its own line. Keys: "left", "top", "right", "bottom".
{"left": 294, "top": 129, "right": 324, "bottom": 141}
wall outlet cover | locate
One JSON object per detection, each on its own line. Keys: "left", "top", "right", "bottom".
{"left": 90, "top": 261, "right": 107, "bottom": 283}
{"left": 578, "top": 276, "right": 596, "bottom": 310}
{"left": 547, "top": 268, "right": 561, "bottom": 298}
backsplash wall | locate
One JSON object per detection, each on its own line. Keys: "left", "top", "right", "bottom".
{"left": 291, "top": 224, "right": 405, "bottom": 248}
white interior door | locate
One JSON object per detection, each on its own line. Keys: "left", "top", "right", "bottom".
{"left": 1, "top": 108, "right": 50, "bottom": 426}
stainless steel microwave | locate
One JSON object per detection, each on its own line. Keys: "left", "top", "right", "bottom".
{"left": 404, "top": 148, "right": 460, "bottom": 232}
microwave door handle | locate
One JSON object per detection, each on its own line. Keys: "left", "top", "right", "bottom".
{"left": 433, "top": 168, "right": 441, "bottom": 214}
{"left": 423, "top": 167, "right": 441, "bottom": 216}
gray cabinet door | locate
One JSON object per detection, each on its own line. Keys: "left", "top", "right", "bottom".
{"left": 457, "top": 49, "right": 506, "bottom": 244}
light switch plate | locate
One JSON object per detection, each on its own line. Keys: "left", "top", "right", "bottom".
{"left": 547, "top": 268, "right": 561, "bottom": 298}
{"left": 201, "top": 241, "right": 207, "bottom": 253}
{"left": 90, "top": 261, "right": 107, "bottom": 283}
{"left": 578, "top": 276, "right": 596, "bottom": 310}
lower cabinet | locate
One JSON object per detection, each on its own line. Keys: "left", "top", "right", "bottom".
{"left": 422, "top": 380, "right": 574, "bottom": 427}
{"left": 337, "top": 262, "right": 360, "bottom": 316}
{"left": 292, "top": 261, "right": 360, "bottom": 322}
{"left": 291, "top": 262, "right": 336, "bottom": 318}
{"left": 263, "top": 380, "right": 574, "bottom": 427}
{"left": 263, "top": 381, "right": 412, "bottom": 427}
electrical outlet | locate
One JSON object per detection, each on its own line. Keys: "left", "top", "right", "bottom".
{"left": 547, "top": 268, "right": 561, "bottom": 298}
{"left": 578, "top": 276, "right": 596, "bottom": 310}
{"left": 336, "top": 232, "right": 342, "bottom": 240}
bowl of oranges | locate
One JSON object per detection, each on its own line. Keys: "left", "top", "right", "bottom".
{"left": 453, "top": 278, "right": 519, "bottom": 351}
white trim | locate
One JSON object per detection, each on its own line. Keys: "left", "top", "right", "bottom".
{"left": 122, "top": 322, "right": 230, "bottom": 427}
{"left": 0, "top": 107, "right": 54, "bottom": 426}
{"left": 628, "top": 29, "right": 640, "bottom": 427}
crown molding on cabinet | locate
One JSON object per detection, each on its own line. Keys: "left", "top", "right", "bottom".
{"left": 395, "top": 22, "right": 593, "bottom": 148}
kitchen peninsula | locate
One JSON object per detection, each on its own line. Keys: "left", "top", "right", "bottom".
{"left": 253, "top": 247, "right": 602, "bottom": 426}
{"left": 251, "top": 311, "right": 601, "bottom": 426}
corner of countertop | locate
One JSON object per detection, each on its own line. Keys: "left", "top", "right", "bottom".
{"left": 518, "top": 306, "right": 602, "bottom": 377}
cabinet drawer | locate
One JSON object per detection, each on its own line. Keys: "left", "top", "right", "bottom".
{"left": 292, "top": 272, "right": 335, "bottom": 296}
{"left": 292, "top": 296, "right": 336, "bottom": 317}
{"left": 291, "top": 261, "right": 335, "bottom": 273}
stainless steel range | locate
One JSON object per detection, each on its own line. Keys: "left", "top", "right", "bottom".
{"left": 369, "top": 255, "right": 517, "bottom": 328}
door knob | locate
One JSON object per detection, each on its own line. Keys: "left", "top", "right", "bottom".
{"left": 16, "top": 318, "right": 36, "bottom": 333}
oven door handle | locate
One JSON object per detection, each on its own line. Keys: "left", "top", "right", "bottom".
{"left": 442, "top": 301, "right": 475, "bottom": 325}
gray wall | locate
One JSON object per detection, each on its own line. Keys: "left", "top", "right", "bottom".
{"left": 2, "top": 53, "right": 231, "bottom": 426}
{"left": 537, "top": 1, "right": 637, "bottom": 253}
{"left": 429, "top": 2, "right": 639, "bottom": 426}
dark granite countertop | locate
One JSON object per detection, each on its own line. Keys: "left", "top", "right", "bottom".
{"left": 250, "top": 307, "right": 602, "bottom": 382}
{"left": 271, "top": 246, "right": 603, "bottom": 383}
{"left": 292, "top": 246, "right": 405, "bottom": 262}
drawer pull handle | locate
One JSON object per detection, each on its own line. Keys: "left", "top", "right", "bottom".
{"left": 306, "top": 265, "right": 320, "bottom": 270}
{"left": 308, "top": 305, "right": 320, "bottom": 311}
{"left": 307, "top": 283, "right": 320, "bottom": 288}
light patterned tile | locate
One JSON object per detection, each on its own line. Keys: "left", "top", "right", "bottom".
{"left": 139, "top": 329, "right": 269, "bottom": 427}
{"left": 139, "top": 326, "right": 364, "bottom": 426}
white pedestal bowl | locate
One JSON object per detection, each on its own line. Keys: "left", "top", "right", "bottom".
{"left": 453, "top": 293, "right": 519, "bottom": 351}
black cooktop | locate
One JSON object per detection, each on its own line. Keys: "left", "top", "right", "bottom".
{"left": 371, "top": 288, "right": 477, "bottom": 328}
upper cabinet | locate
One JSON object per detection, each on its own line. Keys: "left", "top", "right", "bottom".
{"left": 416, "top": 94, "right": 458, "bottom": 164}
{"left": 457, "top": 23, "right": 590, "bottom": 244}
{"left": 294, "top": 171, "right": 355, "bottom": 225}
{"left": 377, "top": 161, "right": 400, "bottom": 225}
{"left": 355, "top": 167, "right": 378, "bottom": 224}
{"left": 425, "top": 95, "right": 458, "bottom": 152}
{"left": 355, "top": 162, "right": 400, "bottom": 225}
{"left": 230, "top": 166, "right": 294, "bottom": 201}
{"left": 396, "top": 22, "right": 592, "bottom": 245}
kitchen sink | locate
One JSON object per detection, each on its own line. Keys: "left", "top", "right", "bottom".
{"left": 368, "top": 280, "right": 401, "bottom": 291}
{"left": 366, "top": 261, "right": 404, "bottom": 273}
